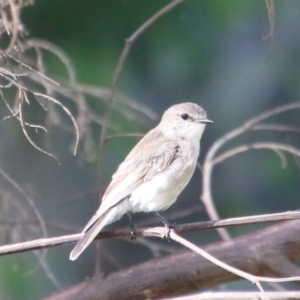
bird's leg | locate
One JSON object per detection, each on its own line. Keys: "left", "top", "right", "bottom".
{"left": 127, "top": 212, "right": 136, "bottom": 240}
{"left": 154, "top": 212, "right": 176, "bottom": 239}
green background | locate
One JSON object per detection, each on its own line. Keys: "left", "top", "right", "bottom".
{"left": 0, "top": 0, "right": 299, "bottom": 299}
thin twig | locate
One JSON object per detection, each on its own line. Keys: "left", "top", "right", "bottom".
{"left": 212, "top": 142, "right": 300, "bottom": 165}
{"left": 170, "top": 292, "right": 300, "bottom": 300}
{"left": 5, "top": 0, "right": 18, "bottom": 54}
{"left": 0, "top": 166, "right": 50, "bottom": 277}
{"left": 97, "top": 0, "right": 184, "bottom": 182}
{"left": 17, "top": 94, "right": 60, "bottom": 163}
{"left": 94, "top": 0, "right": 184, "bottom": 274}
{"left": 170, "top": 231, "right": 300, "bottom": 289}
{"left": 33, "top": 92, "right": 79, "bottom": 155}
{"left": 105, "top": 133, "right": 144, "bottom": 141}
{"left": 263, "top": 0, "right": 275, "bottom": 41}
{"left": 1, "top": 210, "right": 300, "bottom": 256}
{"left": 27, "top": 39, "right": 76, "bottom": 84}
{"left": 252, "top": 123, "right": 300, "bottom": 135}
{"left": 201, "top": 102, "right": 300, "bottom": 241}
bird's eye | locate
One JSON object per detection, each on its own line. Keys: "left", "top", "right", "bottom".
{"left": 181, "top": 113, "right": 189, "bottom": 120}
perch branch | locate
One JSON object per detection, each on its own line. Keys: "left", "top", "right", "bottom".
{"left": 43, "top": 220, "right": 300, "bottom": 300}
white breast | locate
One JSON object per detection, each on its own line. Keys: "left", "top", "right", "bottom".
{"left": 129, "top": 140, "right": 199, "bottom": 213}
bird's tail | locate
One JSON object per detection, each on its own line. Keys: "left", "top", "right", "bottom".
{"left": 69, "top": 207, "right": 116, "bottom": 261}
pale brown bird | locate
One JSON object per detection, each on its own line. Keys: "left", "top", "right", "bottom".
{"left": 70, "top": 102, "right": 212, "bottom": 260}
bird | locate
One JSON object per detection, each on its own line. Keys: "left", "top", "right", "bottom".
{"left": 70, "top": 102, "right": 212, "bottom": 260}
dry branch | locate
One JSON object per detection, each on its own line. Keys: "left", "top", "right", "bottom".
{"left": 43, "top": 220, "right": 300, "bottom": 300}
{"left": 169, "top": 292, "right": 300, "bottom": 300}
{"left": 1, "top": 210, "right": 300, "bottom": 256}
{"left": 201, "top": 101, "right": 300, "bottom": 241}
{"left": 96, "top": 0, "right": 185, "bottom": 190}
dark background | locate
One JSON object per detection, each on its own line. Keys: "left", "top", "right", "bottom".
{"left": 0, "top": 0, "right": 299, "bottom": 299}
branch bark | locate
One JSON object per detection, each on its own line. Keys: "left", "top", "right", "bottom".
{"left": 44, "top": 220, "right": 300, "bottom": 300}
{"left": 1, "top": 210, "right": 300, "bottom": 256}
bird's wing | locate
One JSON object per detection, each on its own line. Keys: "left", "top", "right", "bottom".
{"left": 83, "top": 129, "right": 179, "bottom": 232}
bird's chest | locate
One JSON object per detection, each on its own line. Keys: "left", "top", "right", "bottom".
{"left": 130, "top": 141, "right": 199, "bottom": 212}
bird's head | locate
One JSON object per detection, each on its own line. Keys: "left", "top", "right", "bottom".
{"left": 160, "top": 102, "right": 213, "bottom": 141}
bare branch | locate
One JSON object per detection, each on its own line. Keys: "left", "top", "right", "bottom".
{"left": 43, "top": 220, "right": 300, "bottom": 300}
{"left": 201, "top": 102, "right": 300, "bottom": 241}
{"left": 166, "top": 292, "right": 300, "bottom": 300}
{"left": 1, "top": 210, "right": 300, "bottom": 256}
{"left": 212, "top": 142, "right": 300, "bottom": 165}
{"left": 4, "top": 0, "right": 18, "bottom": 54}
{"left": 170, "top": 231, "right": 300, "bottom": 285}
{"left": 105, "top": 133, "right": 144, "bottom": 141}
{"left": 27, "top": 39, "right": 76, "bottom": 84}
{"left": 97, "top": 0, "right": 184, "bottom": 176}
{"left": 18, "top": 94, "right": 60, "bottom": 163}
{"left": 263, "top": 0, "right": 275, "bottom": 42}
{"left": 252, "top": 123, "right": 300, "bottom": 135}
{"left": 0, "top": 51, "right": 79, "bottom": 160}
{"left": 33, "top": 92, "right": 79, "bottom": 155}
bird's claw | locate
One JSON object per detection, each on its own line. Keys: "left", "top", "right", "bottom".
{"left": 163, "top": 223, "right": 176, "bottom": 241}
{"left": 130, "top": 227, "right": 136, "bottom": 240}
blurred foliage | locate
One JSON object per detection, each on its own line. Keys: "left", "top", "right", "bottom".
{"left": 0, "top": 0, "right": 298, "bottom": 298}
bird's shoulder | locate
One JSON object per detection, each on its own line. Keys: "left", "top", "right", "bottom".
{"left": 127, "top": 128, "right": 178, "bottom": 159}
{"left": 113, "top": 128, "right": 179, "bottom": 177}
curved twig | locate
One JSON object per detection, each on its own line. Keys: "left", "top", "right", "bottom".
{"left": 33, "top": 92, "right": 79, "bottom": 156}
{"left": 18, "top": 94, "right": 60, "bottom": 163}
{"left": 201, "top": 102, "right": 300, "bottom": 241}
{"left": 4, "top": 0, "right": 18, "bottom": 54}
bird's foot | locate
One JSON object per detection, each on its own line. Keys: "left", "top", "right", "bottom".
{"left": 130, "top": 225, "right": 136, "bottom": 240}
{"left": 154, "top": 212, "right": 176, "bottom": 240}
{"left": 127, "top": 212, "right": 136, "bottom": 240}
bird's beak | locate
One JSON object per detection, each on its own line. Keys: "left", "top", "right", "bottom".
{"left": 200, "top": 117, "right": 213, "bottom": 124}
